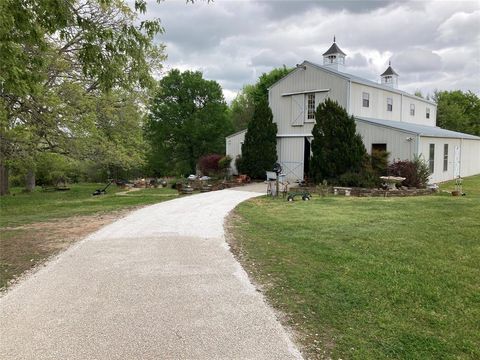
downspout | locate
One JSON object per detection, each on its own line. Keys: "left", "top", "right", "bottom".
{"left": 347, "top": 80, "right": 352, "bottom": 114}
{"left": 415, "top": 134, "right": 420, "bottom": 159}
{"left": 400, "top": 94, "right": 403, "bottom": 122}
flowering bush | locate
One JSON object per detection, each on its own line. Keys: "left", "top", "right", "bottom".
{"left": 388, "top": 157, "right": 430, "bottom": 188}
{"left": 198, "top": 154, "right": 223, "bottom": 176}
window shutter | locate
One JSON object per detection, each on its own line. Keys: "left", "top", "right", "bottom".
{"left": 291, "top": 94, "right": 304, "bottom": 126}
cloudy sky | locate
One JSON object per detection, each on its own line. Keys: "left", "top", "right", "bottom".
{"left": 141, "top": 0, "right": 480, "bottom": 102}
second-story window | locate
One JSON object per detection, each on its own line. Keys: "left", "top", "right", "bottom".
{"left": 426, "top": 108, "right": 430, "bottom": 119}
{"left": 362, "top": 92, "right": 370, "bottom": 107}
{"left": 387, "top": 98, "right": 393, "bottom": 112}
{"left": 307, "top": 93, "right": 315, "bottom": 120}
{"left": 410, "top": 104, "right": 415, "bottom": 116}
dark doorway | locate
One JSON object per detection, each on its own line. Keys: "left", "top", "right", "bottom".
{"left": 372, "top": 143, "right": 387, "bottom": 152}
{"left": 304, "top": 137, "right": 311, "bottom": 178}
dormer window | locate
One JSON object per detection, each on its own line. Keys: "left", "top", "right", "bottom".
{"left": 426, "top": 108, "right": 430, "bottom": 119}
{"left": 387, "top": 98, "right": 393, "bottom": 112}
{"left": 410, "top": 104, "right": 415, "bottom": 116}
{"left": 362, "top": 92, "right": 370, "bottom": 108}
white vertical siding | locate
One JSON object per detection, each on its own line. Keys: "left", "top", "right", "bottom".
{"left": 350, "top": 83, "right": 436, "bottom": 126}
{"left": 225, "top": 130, "right": 246, "bottom": 175}
{"left": 269, "top": 63, "right": 349, "bottom": 136}
{"left": 277, "top": 137, "right": 304, "bottom": 181}
{"left": 419, "top": 137, "right": 480, "bottom": 183}
{"left": 460, "top": 139, "right": 480, "bottom": 177}
{"left": 401, "top": 95, "right": 436, "bottom": 126}
{"left": 355, "top": 120, "right": 417, "bottom": 162}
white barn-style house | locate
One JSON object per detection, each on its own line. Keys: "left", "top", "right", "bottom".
{"left": 226, "top": 39, "right": 480, "bottom": 183}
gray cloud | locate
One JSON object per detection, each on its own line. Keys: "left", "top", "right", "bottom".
{"left": 139, "top": 0, "right": 480, "bottom": 101}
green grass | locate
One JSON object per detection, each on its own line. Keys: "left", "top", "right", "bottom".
{"left": 0, "top": 183, "right": 178, "bottom": 228}
{"left": 0, "top": 183, "right": 179, "bottom": 289}
{"left": 232, "top": 175, "right": 480, "bottom": 359}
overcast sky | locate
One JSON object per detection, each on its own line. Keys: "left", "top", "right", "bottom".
{"left": 141, "top": 0, "right": 480, "bottom": 103}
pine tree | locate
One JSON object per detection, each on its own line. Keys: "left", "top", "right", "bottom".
{"left": 310, "top": 99, "right": 366, "bottom": 182}
{"left": 241, "top": 98, "right": 278, "bottom": 179}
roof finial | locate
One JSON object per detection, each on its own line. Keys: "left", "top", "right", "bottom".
{"left": 389, "top": 60, "right": 391, "bottom": 66}
{"left": 333, "top": 35, "right": 336, "bottom": 43}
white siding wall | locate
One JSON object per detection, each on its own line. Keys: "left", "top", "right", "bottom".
{"left": 401, "top": 95, "right": 436, "bottom": 126}
{"left": 419, "top": 137, "right": 480, "bottom": 183}
{"left": 225, "top": 130, "right": 246, "bottom": 175}
{"left": 355, "top": 120, "right": 417, "bottom": 162}
{"left": 277, "top": 137, "right": 304, "bottom": 181}
{"left": 461, "top": 139, "right": 480, "bottom": 177}
{"left": 350, "top": 83, "right": 436, "bottom": 126}
{"left": 269, "top": 63, "right": 349, "bottom": 136}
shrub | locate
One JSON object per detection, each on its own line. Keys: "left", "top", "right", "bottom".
{"left": 218, "top": 155, "right": 232, "bottom": 171}
{"left": 235, "top": 155, "right": 245, "bottom": 174}
{"left": 371, "top": 150, "right": 389, "bottom": 177}
{"left": 338, "top": 169, "right": 377, "bottom": 188}
{"left": 388, "top": 156, "right": 430, "bottom": 188}
{"left": 198, "top": 154, "right": 223, "bottom": 176}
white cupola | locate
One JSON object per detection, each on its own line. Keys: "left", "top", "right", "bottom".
{"left": 381, "top": 61, "right": 399, "bottom": 89}
{"left": 322, "top": 36, "right": 346, "bottom": 72}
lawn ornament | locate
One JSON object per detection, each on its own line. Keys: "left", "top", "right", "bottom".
{"left": 92, "top": 180, "right": 113, "bottom": 196}
{"left": 287, "top": 190, "right": 311, "bottom": 202}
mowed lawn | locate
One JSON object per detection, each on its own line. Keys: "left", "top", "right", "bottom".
{"left": 231, "top": 176, "right": 480, "bottom": 359}
{"left": 0, "top": 183, "right": 178, "bottom": 288}
{"left": 0, "top": 183, "right": 178, "bottom": 228}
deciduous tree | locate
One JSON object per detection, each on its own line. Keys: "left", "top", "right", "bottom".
{"left": 433, "top": 90, "right": 480, "bottom": 136}
{"left": 145, "top": 69, "right": 232, "bottom": 175}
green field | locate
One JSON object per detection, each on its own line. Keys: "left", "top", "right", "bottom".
{"left": 231, "top": 176, "right": 480, "bottom": 359}
{"left": 0, "top": 183, "right": 179, "bottom": 288}
{"left": 0, "top": 183, "right": 178, "bottom": 228}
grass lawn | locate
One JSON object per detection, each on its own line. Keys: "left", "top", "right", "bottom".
{"left": 230, "top": 175, "right": 480, "bottom": 359}
{"left": 0, "top": 183, "right": 179, "bottom": 289}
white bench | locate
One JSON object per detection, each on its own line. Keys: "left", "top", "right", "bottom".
{"left": 333, "top": 186, "right": 352, "bottom": 196}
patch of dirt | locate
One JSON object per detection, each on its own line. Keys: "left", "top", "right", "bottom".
{"left": 0, "top": 207, "right": 141, "bottom": 292}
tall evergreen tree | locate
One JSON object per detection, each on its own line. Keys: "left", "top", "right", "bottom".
{"left": 310, "top": 99, "right": 366, "bottom": 182}
{"left": 240, "top": 98, "right": 277, "bottom": 179}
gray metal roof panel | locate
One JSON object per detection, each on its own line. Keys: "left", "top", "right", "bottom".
{"left": 322, "top": 42, "right": 346, "bottom": 56}
{"left": 355, "top": 116, "right": 480, "bottom": 140}
{"left": 305, "top": 61, "right": 437, "bottom": 105}
{"left": 381, "top": 65, "right": 398, "bottom": 76}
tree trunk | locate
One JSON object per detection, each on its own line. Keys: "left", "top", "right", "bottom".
{"left": 0, "top": 162, "right": 9, "bottom": 196}
{"left": 25, "top": 169, "right": 36, "bottom": 192}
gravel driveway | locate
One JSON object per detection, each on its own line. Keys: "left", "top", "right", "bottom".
{"left": 0, "top": 188, "right": 302, "bottom": 359}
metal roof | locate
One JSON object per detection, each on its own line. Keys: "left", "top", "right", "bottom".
{"left": 381, "top": 65, "right": 398, "bottom": 77}
{"left": 304, "top": 61, "right": 437, "bottom": 105}
{"left": 226, "top": 129, "right": 247, "bottom": 139}
{"left": 355, "top": 116, "right": 480, "bottom": 140}
{"left": 322, "top": 42, "right": 346, "bottom": 56}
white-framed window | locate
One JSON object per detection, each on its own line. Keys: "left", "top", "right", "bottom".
{"left": 443, "top": 144, "right": 448, "bottom": 172}
{"left": 426, "top": 108, "right": 430, "bottom": 119}
{"left": 362, "top": 92, "right": 370, "bottom": 107}
{"left": 387, "top": 98, "right": 393, "bottom": 112}
{"left": 429, "top": 143, "right": 435, "bottom": 174}
{"left": 307, "top": 93, "right": 315, "bottom": 120}
{"left": 410, "top": 104, "right": 415, "bottom": 116}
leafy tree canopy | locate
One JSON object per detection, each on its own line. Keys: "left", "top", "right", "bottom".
{"left": 228, "top": 66, "right": 292, "bottom": 132}
{"left": 433, "top": 90, "right": 480, "bottom": 136}
{"left": 310, "top": 98, "right": 367, "bottom": 182}
{"left": 145, "top": 69, "right": 232, "bottom": 176}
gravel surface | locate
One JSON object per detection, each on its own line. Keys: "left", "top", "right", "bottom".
{"left": 0, "top": 189, "right": 302, "bottom": 359}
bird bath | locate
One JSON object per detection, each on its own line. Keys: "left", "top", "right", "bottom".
{"left": 380, "top": 176, "right": 406, "bottom": 190}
